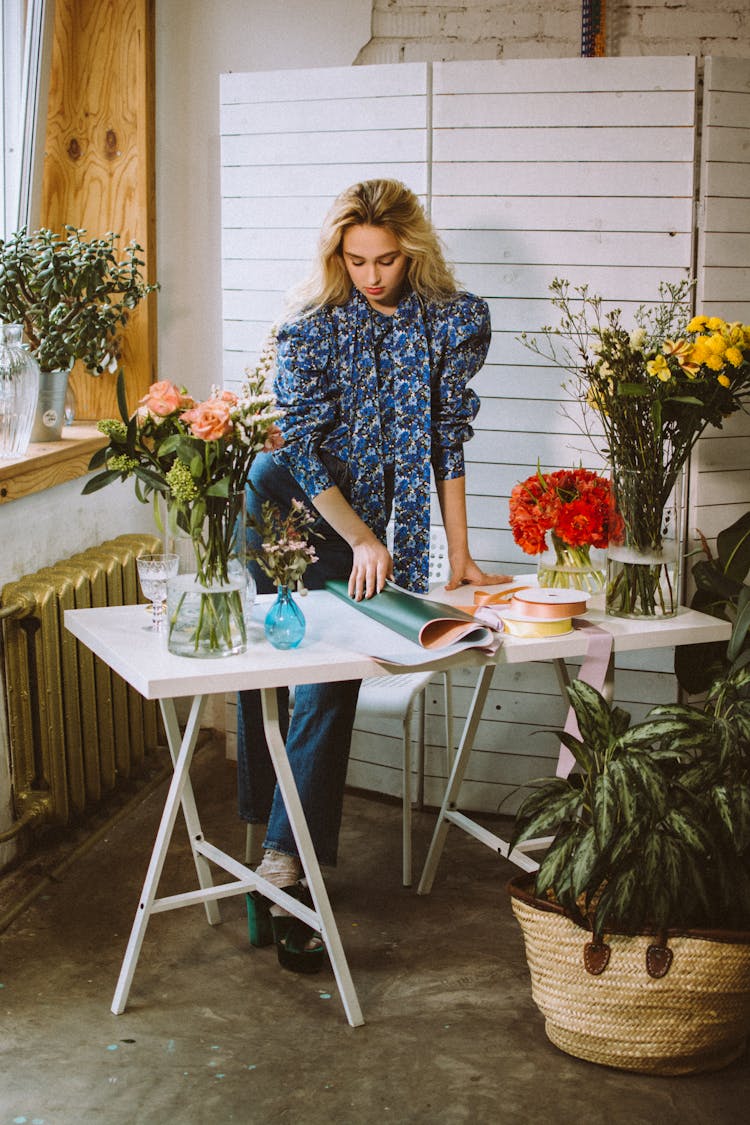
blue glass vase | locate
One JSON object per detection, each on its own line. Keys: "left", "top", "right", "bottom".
{"left": 264, "top": 585, "right": 305, "bottom": 649}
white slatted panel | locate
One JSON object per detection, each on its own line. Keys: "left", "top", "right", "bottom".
{"left": 691, "top": 57, "right": 750, "bottom": 549}
{"left": 220, "top": 63, "right": 430, "bottom": 388}
{"left": 221, "top": 58, "right": 702, "bottom": 814}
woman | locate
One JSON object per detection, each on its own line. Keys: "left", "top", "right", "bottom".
{"left": 238, "top": 179, "right": 508, "bottom": 971}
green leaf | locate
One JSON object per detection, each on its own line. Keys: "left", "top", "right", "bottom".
{"left": 86, "top": 445, "right": 109, "bottom": 470}
{"left": 116, "top": 368, "right": 130, "bottom": 423}
{"left": 534, "top": 831, "right": 577, "bottom": 905}
{"left": 512, "top": 786, "right": 582, "bottom": 848}
{"left": 716, "top": 509, "right": 750, "bottom": 581}
{"left": 663, "top": 808, "right": 709, "bottom": 855}
{"left": 728, "top": 586, "right": 750, "bottom": 663}
{"left": 569, "top": 825, "right": 602, "bottom": 901}
{"left": 81, "top": 469, "right": 121, "bottom": 494}
{"left": 567, "top": 680, "right": 613, "bottom": 755}
{"left": 592, "top": 767, "right": 617, "bottom": 848}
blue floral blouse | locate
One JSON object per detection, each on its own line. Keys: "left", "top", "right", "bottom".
{"left": 273, "top": 287, "right": 491, "bottom": 591}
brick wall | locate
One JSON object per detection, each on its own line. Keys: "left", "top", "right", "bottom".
{"left": 356, "top": 1, "right": 750, "bottom": 64}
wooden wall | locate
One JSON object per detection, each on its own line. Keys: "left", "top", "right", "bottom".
{"left": 220, "top": 56, "right": 749, "bottom": 813}
{"left": 40, "top": 0, "right": 157, "bottom": 418}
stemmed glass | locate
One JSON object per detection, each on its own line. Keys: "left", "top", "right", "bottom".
{"left": 136, "top": 553, "right": 180, "bottom": 631}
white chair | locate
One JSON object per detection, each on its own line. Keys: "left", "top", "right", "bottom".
{"left": 354, "top": 525, "right": 454, "bottom": 885}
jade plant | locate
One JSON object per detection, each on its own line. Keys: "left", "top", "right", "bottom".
{"left": 0, "top": 225, "right": 157, "bottom": 374}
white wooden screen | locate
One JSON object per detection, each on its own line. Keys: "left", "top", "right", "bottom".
{"left": 691, "top": 57, "right": 750, "bottom": 547}
{"left": 220, "top": 57, "right": 733, "bottom": 815}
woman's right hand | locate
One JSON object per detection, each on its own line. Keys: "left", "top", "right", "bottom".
{"left": 312, "top": 485, "right": 392, "bottom": 600}
{"left": 348, "top": 536, "right": 393, "bottom": 601}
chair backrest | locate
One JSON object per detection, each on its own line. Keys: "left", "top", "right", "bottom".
{"left": 428, "top": 525, "right": 450, "bottom": 585}
{"left": 386, "top": 522, "right": 450, "bottom": 586}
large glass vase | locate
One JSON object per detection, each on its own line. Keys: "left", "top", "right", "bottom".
{"left": 606, "top": 467, "right": 684, "bottom": 618}
{"left": 166, "top": 490, "right": 250, "bottom": 657}
{"left": 0, "top": 324, "right": 40, "bottom": 457}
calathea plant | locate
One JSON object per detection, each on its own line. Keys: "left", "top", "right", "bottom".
{"left": 510, "top": 648, "right": 750, "bottom": 935}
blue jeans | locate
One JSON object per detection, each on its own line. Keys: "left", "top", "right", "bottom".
{"left": 237, "top": 453, "right": 361, "bottom": 867}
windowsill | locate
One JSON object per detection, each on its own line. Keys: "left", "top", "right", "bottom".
{"left": 0, "top": 424, "right": 107, "bottom": 504}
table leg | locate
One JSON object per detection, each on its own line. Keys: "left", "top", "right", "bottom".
{"left": 416, "top": 664, "right": 496, "bottom": 895}
{"left": 111, "top": 694, "right": 207, "bottom": 1015}
{"left": 260, "top": 687, "right": 364, "bottom": 1029}
{"left": 160, "top": 698, "right": 222, "bottom": 926}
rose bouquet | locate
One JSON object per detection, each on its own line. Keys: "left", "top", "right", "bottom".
{"left": 522, "top": 280, "right": 750, "bottom": 615}
{"left": 84, "top": 369, "right": 283, "bottom": 654}
{"left": 509, "top": 466, "right": 615, "bottom": 591}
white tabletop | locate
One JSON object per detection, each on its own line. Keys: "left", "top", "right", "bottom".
{"left": 64, "top": 586, "right": 732, "bottom": 701}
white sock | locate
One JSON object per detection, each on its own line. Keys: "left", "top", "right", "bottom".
{"left": 255, "top": 849, "right": 301, "bottom": 916}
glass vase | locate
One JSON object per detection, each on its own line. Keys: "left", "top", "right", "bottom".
{"left": 537, "top": 536, "right": 606, "bottom": 594}
{"left": 264, "top": 585, "right": 306, "bottom": 650}
{"left": 0, "top": 324, "right": 40, "bottom": 458}
{"left": 166, "top": 572, "right": 248, "bottom": 657}
{"left": 166, "top": 490, "right": 250, "bottom": 657}
{"left": 606, "top": 467, "right": 684, "bottom": 619}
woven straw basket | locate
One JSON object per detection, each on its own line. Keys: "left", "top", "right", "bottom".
{"left": 508, "top": 875, "right": 750, "bottom": 1075}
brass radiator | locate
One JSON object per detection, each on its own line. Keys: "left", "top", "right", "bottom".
{"left": 0, "top": 533, "right": 164, "bottom": 837}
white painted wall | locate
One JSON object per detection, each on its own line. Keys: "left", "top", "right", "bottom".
{"left": 154, "top": 0, "right": 371, "bottom": 400}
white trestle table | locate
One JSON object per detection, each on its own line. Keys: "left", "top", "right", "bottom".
{"left": 65, "top": 588, "right": 730, "bottom": 1027}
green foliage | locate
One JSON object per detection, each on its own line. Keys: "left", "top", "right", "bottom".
{"left": 511, "top": 670, "right": 750, "bottom": 936}
{"left": 675, "top": 510, "right": 750, "bottom": 694}
{"left": 0, "top": 226, "right": 157, "bottom": 373}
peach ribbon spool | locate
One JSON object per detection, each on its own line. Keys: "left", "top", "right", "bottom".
{"left": 509, "top": 587, "right": 588, "bottom": 620}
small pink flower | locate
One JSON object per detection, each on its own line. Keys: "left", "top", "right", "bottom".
{"left": 180, "top": 399, "right": 233, "bottom": 441}
{"left": 139, "top": 380, "right": 192, "bottom": 418}
{"left": 263, "top": 424, "right": 284, "bottom": 451}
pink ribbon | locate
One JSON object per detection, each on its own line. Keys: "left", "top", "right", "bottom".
{"left": 556, "top": 621, "right": 614, "bottom": 779}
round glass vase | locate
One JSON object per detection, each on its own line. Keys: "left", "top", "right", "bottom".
{"left": 606, "top": 468, "right": 684, "bottom": 619}
{"left": 165, "top": 490, "right": 250, "bottom": 658}
{"left": 537, "top": 537, "right": 606, "bottom": 594}
{"left": 0, "top": 323, "right": 40, "bottom": 458}
{"left": 264, "top": 585, "right": 306, "bottom": 650}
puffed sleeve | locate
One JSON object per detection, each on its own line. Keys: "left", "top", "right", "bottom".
{"left": 430, "top": 293, "right": 491, "bottom": 480}
{"left": 272, "top": 311, "right": 340, "bottom": 499}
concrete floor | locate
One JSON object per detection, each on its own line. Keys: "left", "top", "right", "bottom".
{"left": 0, "top": 738, "right": 748, "bottom": 1125}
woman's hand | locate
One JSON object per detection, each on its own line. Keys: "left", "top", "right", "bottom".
{"left": 311, "top": 485, "right": 392, "bottom": 600}
{"left": 444, "top": 554, "right": 512, "bottom": 592}
{"left": 348, "top": 536, "right": 393, "bottom": 601}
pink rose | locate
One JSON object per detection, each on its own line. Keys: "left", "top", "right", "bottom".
{"left": 263, "top": 424, "right": 284, "bottom": 451}
{"left": 138, "top": 380, "right": 188, "bottom": 418}
{"left": 180, "top": 399, "right": 233, "bottom": 440}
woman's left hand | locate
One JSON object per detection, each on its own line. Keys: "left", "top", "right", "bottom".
{"left": 444, "top": 556, "right": 512, "bottom": 592}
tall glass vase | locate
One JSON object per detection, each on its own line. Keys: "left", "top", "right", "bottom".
{"left": 166, "top": 490, "right": 250, "bottom": 657}
{"left": 606, "top": 467, "right": 684, "bottom": 618}
{"left": 0, "top": 324, "right": 40, "bottom": 457}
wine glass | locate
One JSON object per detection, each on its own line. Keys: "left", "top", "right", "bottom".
{"left": 136, "top": 553, "right": 180, "bottom": 631}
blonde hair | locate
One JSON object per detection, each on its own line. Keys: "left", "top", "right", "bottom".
{"left": 289, "top": 179, "right": 457, "bottom": 312}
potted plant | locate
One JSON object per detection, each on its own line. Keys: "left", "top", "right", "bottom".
{"left": 0, "top": 225, "right": 156, "bottom": 441}
{"left": 506, "top": 568, "right": 750, "bottom": 1074}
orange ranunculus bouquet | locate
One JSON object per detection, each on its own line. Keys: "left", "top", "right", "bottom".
{"left": 84, "top": 369, "right": 283, "bottom": 588}
{"left": 509, "top": 467, "right": 617, "bottom": 591}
